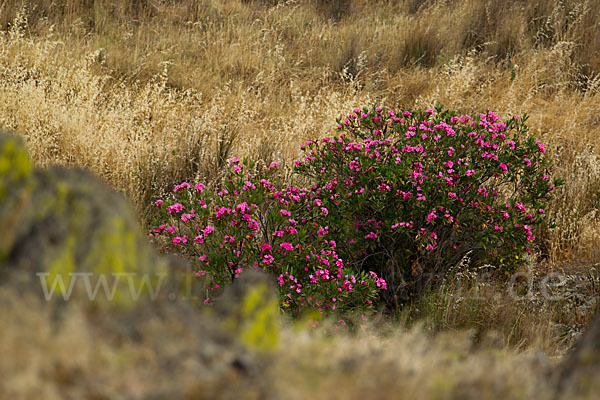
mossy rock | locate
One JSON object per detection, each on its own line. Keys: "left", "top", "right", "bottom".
{"left": 0, "top": 130, "right": 281, "bottom": 354}
{"left": 0, "top": 130, "right": 191, "bottom": 306}
{"left": 0, "top": 132, "right": 34, "bottom": 261}
{"left": 213, "top": 270, "right": 280, "bottom": 352}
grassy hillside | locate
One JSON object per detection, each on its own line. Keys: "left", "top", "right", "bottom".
{"left": 1, "top": 0, "right": 600, "bottom": 378}
{"left": 1, "top": 0, "right": 599, "bottom": 265}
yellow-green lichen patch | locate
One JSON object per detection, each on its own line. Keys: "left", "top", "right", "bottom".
{"left": 85, "top": 218, "right": 138, "bottom": 276}
{"left": 45, "top": 235, "right": 77, "bottom": 298}
{"left": 0, "top": 185, "right": 33, "bottom": 262}
{"left": 239, "top": 283, "right": 280, "bottom": 352}
{"left": 82, "top": 217, "right": 168, "bottom": 305}
{"left": 0, "top": 134, "right": 34, "bottom": 262}
{"left": 54, "top": 181, "right": 70, "bottom": 217}
{"left": 0, "top": 137, "right": 33, "bottom": 200}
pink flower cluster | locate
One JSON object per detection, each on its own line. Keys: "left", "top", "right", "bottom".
{"left": 153, "top": 105, "right": 558, "bottom": 311}
{"left": 296, "top": 105, "right": 557, "bottom": 299}
{"left": 153, "top": 157, "right": 385, "bottom": 316}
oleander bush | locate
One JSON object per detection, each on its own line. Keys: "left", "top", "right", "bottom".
{"left": 295, "top": 105, "right": 562, "bottom": 306}
{"left": 152, "top": 158, "right": 385, "bottom": 316}
{"left": 153, "top": 105, "right": 560, "bottom": 313}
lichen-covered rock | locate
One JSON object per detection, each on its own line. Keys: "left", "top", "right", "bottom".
{"left": 0, "top": 132, "right": 34, "bottom": 261}
{"left": 0, "top": 129, "right": 280, "bottom": 343}
{"left": 0, "top": 130, "right": 187, "bottom": 306}
{"left": 0, "top": 130, "right": 283, "bottom": 398}
{"left": 213, "top": 270, "right": 280, "bottom": 352}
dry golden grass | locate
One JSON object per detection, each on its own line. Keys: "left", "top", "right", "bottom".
{"left": 402, "top": 264, "right": 600, "bottom": 355}
{"left": 1, "top": 0, "right": 598, "bottom": 263}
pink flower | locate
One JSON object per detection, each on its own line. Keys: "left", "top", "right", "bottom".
{"left": 203, "top": 225, "right": 215, "bottom": 235}
{"left": 499, "top": 163, "right": 508, "bottom": 172}
{"left": 173, "top": 182, "right": 191, "bottom": 192}
{"left": 280, "top": 209, "right": 291, "bottom": 217}
{"left": 236, "top": 202, "right": 250, "bottom": 213}
{"left": 427, "top": 210, "right": 437, "bottom": 223}
{"left": 261, "top": 243, "right": 273, "bottom": 252}
{"left": 285, "top": 226, "right": 299, "bottom": 235}
{"left": 172, "top": 236, "right": 187, "bottom": 244}
{"left": 181, "top": 210, "right": 195, "bottom": 222}
{"left": 154, "top": 200, "right": 163, "bottom": 207}
{"left": 277, "top": 274, "right": 286, "bottom": 287}
{"left": 224, "top": 235, "right": 235, "bottom": 243}
{"left": 365, "top": 232, "right": 377, "bottom": 239}
{"left": 166, "top": 203, "right": 185, "bottom": 214}
{"left": 152, "top": 224, "right": 165, "bottom": 234}
{"left": 536, "top": 141, "right": 546, "bottom": 154}
{"left": 262, "top": 254, "right": 275, "bottom": 264}
{"left": 465, "top": 169, "right": 475, "bottom": 176}
{"left": 280, "top": 242, "right": 294, "bottom": 251}
{"left": 321, "top": 207, "right": 329, "bottom": 216}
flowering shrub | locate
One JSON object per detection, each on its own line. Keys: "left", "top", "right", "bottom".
{"left": 154, "top": 105, "right": 560, "bottom": 312}
{"left": 294, "top": 105, "right": 561, "bottom": 306}
{"left": 152, "top": 158, "right": 384, "bottom": 316}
